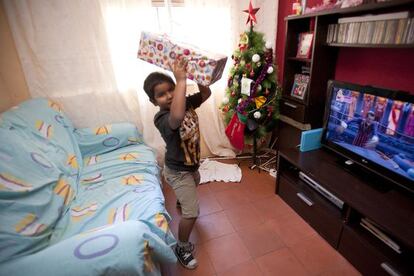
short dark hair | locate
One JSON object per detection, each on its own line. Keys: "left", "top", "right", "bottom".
{"left": 143, "top": 72, "right": 175, "bottom": 102}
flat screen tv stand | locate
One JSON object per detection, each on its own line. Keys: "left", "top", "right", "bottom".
{"left": 276, "top": 147, "right": 414, "bottom": 275}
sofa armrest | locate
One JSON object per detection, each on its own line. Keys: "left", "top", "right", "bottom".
{"left": 0, "top": 220, "right": 176, "bottom": 276}
{"left": 74, "top": 122, "right": 143, "bottom": 157}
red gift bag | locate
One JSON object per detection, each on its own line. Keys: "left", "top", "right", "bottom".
{"left": 225, "top": 112, "right": 247, "bottom": 150}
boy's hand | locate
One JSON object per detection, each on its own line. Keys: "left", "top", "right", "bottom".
{"left": 171, "top": 58, "right": 188, "bottom": 82}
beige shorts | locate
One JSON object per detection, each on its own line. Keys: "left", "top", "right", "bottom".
{"left": 163, "top": 165, "right": 200, "bottom": 218}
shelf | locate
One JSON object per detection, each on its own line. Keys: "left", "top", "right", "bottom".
{"left": 281, "top": 94, "right": 306, "bottom": 105}
{"left": 285, "top": 0, "right": 414, "bottom": 20}
{"left": 326, "top": 43, "right": 414, "bottom": 48}
{"left": 287, "top": 57, "right": 312, "bottom": 63}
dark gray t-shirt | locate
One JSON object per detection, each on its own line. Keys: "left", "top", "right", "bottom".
{"left": 154, "top": 93, "right": 203, "bottom": 172}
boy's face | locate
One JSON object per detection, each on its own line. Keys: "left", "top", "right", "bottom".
{"left": 153, "top": 82, "right": 175, "bottom": 110}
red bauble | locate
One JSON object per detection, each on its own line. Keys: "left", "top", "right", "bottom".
{"left": 231, "top": 91, "right": 236, "bottom": 97}
{"left": 250, "top": 70, "right": 255, "bottom": 77}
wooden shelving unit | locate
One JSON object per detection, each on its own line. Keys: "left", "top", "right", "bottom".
{"left": 277, "top": 1, "right": 414, "bottom": 275}
{"left": 280, "top": 0, "right": 414, "bottom": 128}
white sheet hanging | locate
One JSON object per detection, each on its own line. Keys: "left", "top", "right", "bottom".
{"left": 199, "top": 159, "right": 242, "bottom": 184}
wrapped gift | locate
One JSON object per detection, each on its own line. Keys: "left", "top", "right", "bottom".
{"left": 137, "top": 31, "right": 228, "bottom": 86}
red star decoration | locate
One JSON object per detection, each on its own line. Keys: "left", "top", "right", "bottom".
{"left": 243, "top": 0, "right": 260, "bottom": 27}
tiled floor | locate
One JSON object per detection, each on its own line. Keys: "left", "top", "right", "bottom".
{"left": 161, "top": 160, "right": 361, "bottom": 276}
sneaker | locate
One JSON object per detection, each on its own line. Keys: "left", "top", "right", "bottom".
{"left": 175, "top": 243, "right": 198, "bottom": 269}
{"left": 176, "top": 200, "right": 181, "bottom": 209}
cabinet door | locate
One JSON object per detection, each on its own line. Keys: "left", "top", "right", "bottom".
{"left": 280, "top": 99, "right": 307, "bottom": 122}
{"left": 339, "top": 225, "right": 413, "bottom": 276}
{"left": 278, "top": 174, "right": 343, "bottom": 247}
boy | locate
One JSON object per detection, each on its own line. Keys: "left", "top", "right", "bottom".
{"left": 143, "top": 58, "right": 211, "bottom": 269}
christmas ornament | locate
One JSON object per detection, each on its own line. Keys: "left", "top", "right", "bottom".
{"left": 243, "top": 0, "right": 260, "bottom": 27}
{"left": 222, "top": 97, "right": 229, "bottom": 104}
{"left": 240, "top": 33, "right": 249, "bottom": 45}
{"left": 253, "top": 111, "right": 261, "bottom": 119}
{"left": 255, "top": 96, "right": 266, "bottom": 108}
{"left": 252, "top": 54, "right": 260, "bottom": 62}
{"left": 267, "top": 66, "right": 274, "bottom": 74}
{"left": 247, "top": 119, "right": 259, "bottom": 131}
{"left": 257, "top": 84, "right": 262, "bottom": 92}
{"left": 241, "top": 77, "right": 253, "bottom": 96}
{"left": 225, "top": 113, "right": 247, "bottom": 150}
{"left": 238, "top": 98, "right": 243, "bottom": 104}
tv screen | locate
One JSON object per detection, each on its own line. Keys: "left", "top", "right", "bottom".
{"left": 322, "top": 80, "right": 414, "bottom": 193}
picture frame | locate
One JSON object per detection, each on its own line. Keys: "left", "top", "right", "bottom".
{"left": 296, "top": 32, "right": 314, "bottom": 59}
{"left": 291, "top": 73, "right": 310, "bottom": 100}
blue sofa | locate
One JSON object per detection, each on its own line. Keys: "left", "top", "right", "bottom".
{"left": 0, "top": 98, "right": 176, "bottom": 275}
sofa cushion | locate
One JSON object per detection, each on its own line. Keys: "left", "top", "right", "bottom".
{"left": 0, "top": 125, "right": 76, "bottom": 262}
{"left": 1, "top": 98, "right": 83, "bottom": 179}
{"left": 0, "top": 220, "right": 176, "bottom": 276}
{"left": 50, "top": 143, "right": 173, "bottom": 245}
{"left": 0, "top": 98, "right": 82, "bottom": 263}
{"left": 74, "top": 122, "right": 144, "bottom": 157}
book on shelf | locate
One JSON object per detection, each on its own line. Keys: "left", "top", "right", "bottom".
{"left": 327, "top": 16, "right": 414, "bottom": 45}
{"left": 395, "top": 18, "right": 408, "bottom": 44}
{"left": 296, "top": 32, "right": 314, "bottom": 59}
{"left": 360, "top": 218, "right": 402, "bottom": 254}
{"left": 338, "top": 11, "right": 410, "bottom": 24}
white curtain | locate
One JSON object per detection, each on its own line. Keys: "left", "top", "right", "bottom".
{"left": 4, "top": 0, "right": 277, "bottom": 162}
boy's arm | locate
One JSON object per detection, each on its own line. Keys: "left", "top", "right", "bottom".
{"left": 169, "top": 59, "right": 188, "bottom": 130}
{"left": 198, "top": 84, "right": 211, "bottom": 104}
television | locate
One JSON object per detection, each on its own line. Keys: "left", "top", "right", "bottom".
{"left": 322, "top": 80, "right": 414, "bottom": 194}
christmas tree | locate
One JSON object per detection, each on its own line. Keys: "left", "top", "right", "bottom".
{"left": 221, "top": 1, "right": 280, "bottom": 150}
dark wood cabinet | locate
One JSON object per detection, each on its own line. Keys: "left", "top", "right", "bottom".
{"left": 277, "top": 2, "right": 414, "bottom": 274}
{"left": 276, "top": 147, "right": 414, "bottom": 276}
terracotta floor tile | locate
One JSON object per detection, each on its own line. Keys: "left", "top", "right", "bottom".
{"left": 319, "top": 261, "right": 362, "bottom": 276}
{"left": 217, "top": 260, "right": 262, "bottom": 276}
{"left": 204, "top": 233, "right": 251, "bottom": 273}
{"left": 242, "top": 169, "right": 275, "bottom": 188}
{"left": 165, "top": 243, "right": 216, "bottom": 276}
{"left": 199, "top": 193, "right": 223, "bottom": 217}
{"left": 208, "top": 181, "right": 239, "bottom": 193}
{"left": 197, "top": 183, "right": 213, "bottom": 197}
{"left": 252, "top": 195, "right": 297, "bottom": 220}
{"left": 254, "top": 248, "right": 309, "bottom": 276}
{"left": 237, "top": 222, "right": 286, "bottom": 258}
{"left": 289, "top": 235, "right": 349, "bottom": 275}
{"left": 240, "top": 181, "right": 275, "bottom": 202}
{"left": 214, "top": 188, "right": 250, "bottom": 210}
{"left": 224, "top": 202, "right": 265, "bottom": 230}
{"left": 196, "top": 211, "right": 235, "bottom": 242}
{"left": 265, "top": 214, "right": 317, "bottom": 247}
